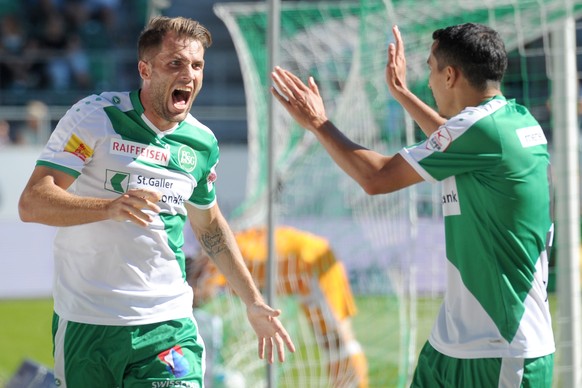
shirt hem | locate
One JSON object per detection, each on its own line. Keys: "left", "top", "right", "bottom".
{"left": 428, "top": 338, "right": 556, "bottom": 359}
{"left": 54, "top": 309, "right": 195, "bottom": 326}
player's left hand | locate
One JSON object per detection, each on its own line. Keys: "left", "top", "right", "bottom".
{"left": 386, "top": 25, "right": 408, "bottom": 96}
{"left": 246, "top": 302, "right": 296, "bottom": 363}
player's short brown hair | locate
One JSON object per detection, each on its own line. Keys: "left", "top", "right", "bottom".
{"left": 138, "top": 16, "right": 212, "bottom": 61}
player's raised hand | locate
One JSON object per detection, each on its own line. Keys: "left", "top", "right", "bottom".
{"left": 246, "top": 301, "right": 296, "bottom": 363}
{"left": 108, "top": 189, "right": 161, "bottom": 227}
{"left": 386, "top": 25, "right": 408, "bottom": 96}
{"left": 271, "top": 66, "right": 328, "bottom": 132}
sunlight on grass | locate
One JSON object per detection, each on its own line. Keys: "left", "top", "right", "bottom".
{"left": 0, "top": 298, "right": 54, "bottom": 385}
{"left": 0, "top": 293, "right": 563, "bottom": 387}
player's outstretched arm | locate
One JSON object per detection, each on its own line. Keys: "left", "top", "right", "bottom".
{"left": 386, "top": 25, "right": 445, "bottom": 136}
{"left": 19, "top": 165, "right": 161, "bottom": 227}
{"left": 271, "top": 66, "right": 423, "bottom": 194}
{"left": 187, "top": 203, "right": 296, "bottom": 362}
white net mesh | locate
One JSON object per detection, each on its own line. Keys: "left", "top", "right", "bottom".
{"left": 200, "top": 1, "right": 582, "bottom": 386}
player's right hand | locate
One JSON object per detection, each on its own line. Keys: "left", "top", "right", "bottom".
{"left": 108, "top": 189, "right": 162, "bottom": 227}
{"left": 270, "top": 66, "right": 328, "bottom": 133}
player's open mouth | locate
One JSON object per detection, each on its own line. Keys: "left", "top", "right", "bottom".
{"left": 172, "top": 87, "right": 191, "bottom": 110}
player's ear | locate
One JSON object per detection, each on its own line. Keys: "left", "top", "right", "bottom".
{"left": 445, "top": 65, "right": 458, "bottom": 89}
{"left": 138, "top": 60, "right": 151, "bottom": 80}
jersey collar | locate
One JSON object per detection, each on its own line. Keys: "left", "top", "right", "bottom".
{"left": 130, "top": 89, "right": 179, "bottom": 136}
{"left": 479, "top": 94, "right": 506, "bottom": 106}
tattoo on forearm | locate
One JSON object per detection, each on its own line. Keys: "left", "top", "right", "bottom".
{"left": 198, "top": 226, "right": 227, "bottom": 258}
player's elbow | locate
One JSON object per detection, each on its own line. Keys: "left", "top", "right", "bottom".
{"left": 18, "top": 192, "right": 36, "bottom": 223}
{"left": 362, "top": 185, "right": 384, "bottom": 196}
{"left": 359, "top": 154, "right": 418, "bottom": 195}
{"left": 359, "top": 177, "right": 394, "bottom": 196}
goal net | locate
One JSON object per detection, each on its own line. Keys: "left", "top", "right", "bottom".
{"left": 202, "top": 1, "right": 582, "bottom": 386}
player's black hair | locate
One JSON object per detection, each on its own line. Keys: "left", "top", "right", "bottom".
{"left": 432, "top": 23, "right": 507, "bottom": 91}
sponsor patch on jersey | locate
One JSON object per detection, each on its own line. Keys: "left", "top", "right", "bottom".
{"left": 104, "top": 169, "right": 130, "bottom": 194}
{"left": 64, "top": 133, "right": 93, "bottom": 161}
{"left": 110, "top": 138, "right": 170, "bottom": 166}
{"left": 178, "top": 145, "right": 197, "bottom": 172}
{"left": 158, "top": 346, "right": 191, "bottom": 378}
{"left": 425, "top": 127, "right": 452, "bottom": 152}
{"left": 516, "top": 125, "right": 547, "bottom": 148}
{"left": 442, "top": 176, "right": 461, "bottom": 216}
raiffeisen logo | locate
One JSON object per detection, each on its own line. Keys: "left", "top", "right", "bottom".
{"left": 178, "top": 146, "right": 197, "bottom": 172}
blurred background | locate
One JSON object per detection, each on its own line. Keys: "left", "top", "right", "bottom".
{"left": 0, "top": 0, "right": 251, "bottom": 145}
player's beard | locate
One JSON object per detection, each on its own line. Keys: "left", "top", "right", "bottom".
{"left": 149, "top": 81, "right": 199, "bottom": 125}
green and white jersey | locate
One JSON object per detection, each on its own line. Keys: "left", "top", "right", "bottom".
{"left": 37, "top": 91, "right": 219, "bottom": 326}
{"left": 400, "top": 95, "right": 554, "bottom": 359}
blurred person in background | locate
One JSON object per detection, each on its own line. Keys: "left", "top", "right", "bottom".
{"left": 18, "top": 16, "right": 294, "bottom": 387}
{"left": 0, "top": 13, "right": 28, "bottom": 89}
{"left": 64, "top": 0, "right": 111, "bottom": 49}
{"left": 83, "top": 0, "right": 121, "bottom": 34}
{"left": 186, "top": 225, "right": 369, "bottom": 388}
{"left": 0, "top": 13, "right": 46, "bottom": 90}
{"left": 0, "top": 120, "right": 12, "bottom": 147}
{"left": 37, "top": 12, "right": 92, "bottom": 90}
{"left": 272, "top": 23, "right": 554, "bottom": 388}
{"left": 11, "top": 100, "right": 50, "bottom": 145}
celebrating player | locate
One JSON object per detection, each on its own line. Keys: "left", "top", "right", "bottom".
{"left": 271, "top": 23, "right": 554, "bottom": 387}
{"left": 18, "top": 16, "right": 294, "bottom": 388}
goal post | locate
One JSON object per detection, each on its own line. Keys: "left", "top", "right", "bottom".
{"left": 209, "top": 1, "right": 582, "bottom": 386}
{"left": 551, "top": 13, "right": 582, "bottom": 388}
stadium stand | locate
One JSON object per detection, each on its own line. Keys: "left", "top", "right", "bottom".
{"left": 2, "top": 0, "right": 582, "bottom": 146}
{"left": 0, "top": 0, "right": 253, "bottom": 144}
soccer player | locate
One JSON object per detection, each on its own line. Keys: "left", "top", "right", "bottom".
{"left": 18, "top": 16, "right": 295, "bottom": 388}
{"left": 271, "top": 23, "right": 554, "bottom": 387}
{"left": 187, "top": 226, "right": 369, "bottom": 387}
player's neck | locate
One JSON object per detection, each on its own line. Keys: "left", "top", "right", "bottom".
{"left": 453, "top": 85, "right": 502, "bottom": 113}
